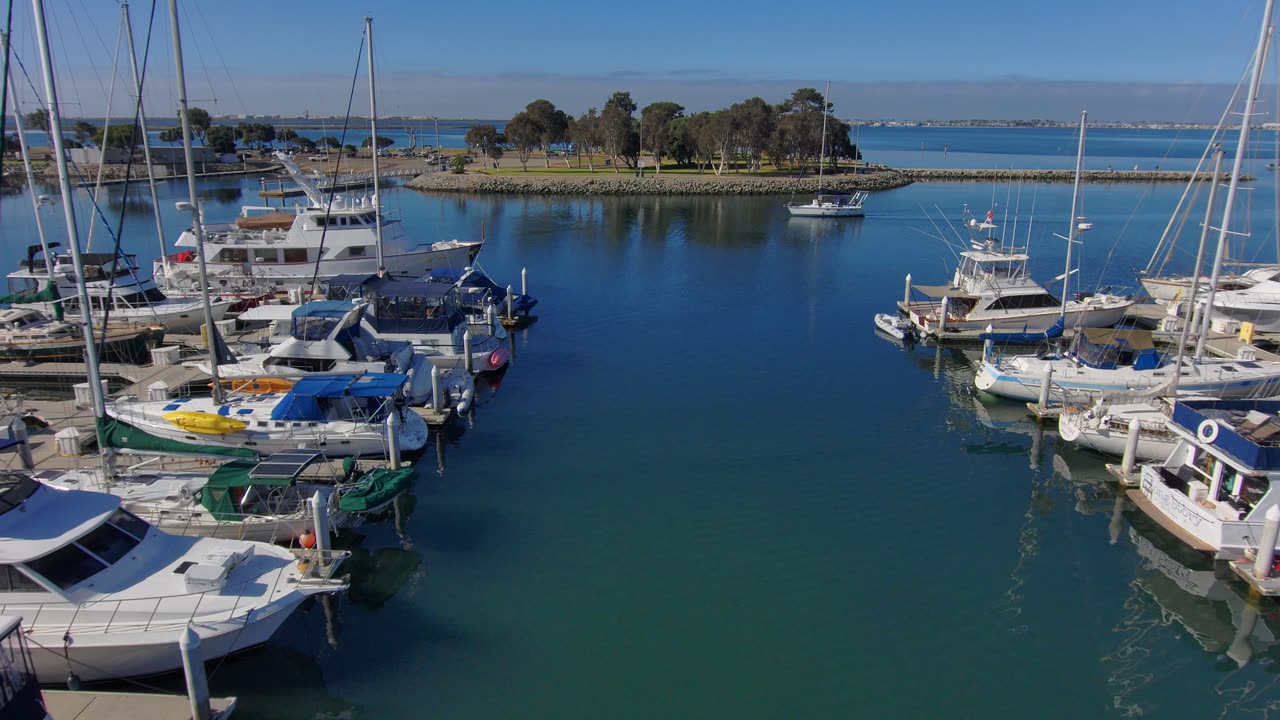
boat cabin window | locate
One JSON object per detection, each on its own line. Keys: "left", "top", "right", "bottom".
{"left": 5, "top": 279, "right": 38, "bottom": 297}
{"left": 254, "top": 249, "right": 280, "bottom": 264}
{"left": 0, "top": 475, "right": 41, "bottom": 516}
{"left": 217, "top": 248, "right": 248, "bottom": 263}
{"left": 23, "top": 509, "right": 149, "bottom": 589}
{"left": 75, "top": 522, "right": 140, "bottom": 564}
{"left": 283, "top": 249, "right": 308, "bottom": 264}
{"left": 987, "top": 294, "right": 1061, "bottom": 310}
{"left": 109, "top": 509, "right": 150, "bottom": 541}
{"left": 0, "top": 566, "right": 41, "bottom": 592}
{"left": 25, "top": 544, "right": 108, "bottom": 590}
{"left": 348, "top": 246, "right": 368, "bottom": 257}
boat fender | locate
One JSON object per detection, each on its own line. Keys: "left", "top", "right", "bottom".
{"left": 1197, "top": 419, "right": 1220, "bottom": 444}
{"left": 179, "top": 486, "right": 193, "bottom": 505}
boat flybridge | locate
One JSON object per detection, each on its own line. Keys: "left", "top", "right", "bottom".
{"left": 7, "top": 245, "right": 231, "bottom": 334}
{"left": 899, "top": 210, "right": 1132, "bottom": 334}
{"left": 154, "top": 153, "right": 482, "bottom": 297}
{"left": 1131, "top": 399, "right": 1280, "bottom": 561}
{"left": 0, "top": 472, "right": 346, "bottom": 682}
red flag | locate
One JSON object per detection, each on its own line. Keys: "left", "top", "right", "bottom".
{"left": 986, "top": 209, "right": 994, "bottom": 223}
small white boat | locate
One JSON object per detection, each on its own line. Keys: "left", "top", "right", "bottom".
{"left": 873, "top": 313, "right": 914, "bottom": 340}
{"left": 786, "top": 190, "right": 868, "bottom": 217}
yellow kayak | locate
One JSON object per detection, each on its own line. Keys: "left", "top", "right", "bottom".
{"left": 162, "top": 411, "right": 248, "bottom": 435}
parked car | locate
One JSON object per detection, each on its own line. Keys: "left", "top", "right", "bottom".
{"left": 308, "top": 155, "right": 327, "bottom": 161}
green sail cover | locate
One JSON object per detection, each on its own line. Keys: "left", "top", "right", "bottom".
{"left": 97, "top": 417, "right": 257, "bottom": 459}
{"left": 200, "top": 460, "right": 293, "bottom": 522}
{"left": 337, "top": 467, "right": 413, "bottom": 513}
{"left": 0, "top": 282, "right": 62, "bottom": 320}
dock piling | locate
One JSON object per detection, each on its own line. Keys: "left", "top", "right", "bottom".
{"left": 179, "top": 627, "right": 211, "bottom": 720}
{"left": 903, "top": 273, "right": 912, "bottom": 306}
{"left": 430, "top": 365, "right": 442, "bottom": 412}
{"left": 938, "top": 297, "right": 949, "bottom": 335}
{"left": 507, "top": 285, "right": 514, "bottom": 321}
{"left": 463, "top": 331, "right": 473, "bottom": 373}
{"left": 1121, "top": 419, "right": 1142, "bottom": 477}
{"left": 982, "top": 324, "right": 994, "bottom": 362}
{"left": 1037, "top": 365, "right": 1054, "bottom": 410}
{"left": 1253, "top": 505, "right": 1280, "bottom": 580}
{"left": 522, "top": 267, "right": 528, "bottom": 297}
{"left": 5, "top": 418, "right": 31, "bottom": 470}
{"left": 386, "top": 412, "right": 402, "bottom": 470}
{"left": 310, "top": 491, "right": 332, "bottom": 555}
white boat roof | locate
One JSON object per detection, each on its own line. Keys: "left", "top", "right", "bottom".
{"left": 238, "top": 304, "right": 301, "bottom": 322}
{"left": 962, "top": 249, "right": 1031, "bottom": 262}
{"left": 0, "top": 481, "right": 119, "bottom": 563}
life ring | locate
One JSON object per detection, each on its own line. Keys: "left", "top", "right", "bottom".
{"left": 1197, "top": 419, "right": 1220, "bottom": 444}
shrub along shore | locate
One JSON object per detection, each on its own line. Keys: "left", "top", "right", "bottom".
{"left": 406, "top": 167, "right": 1239, "bottom": 196}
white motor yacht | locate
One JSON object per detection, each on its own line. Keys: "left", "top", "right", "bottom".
{"left": 899, "top": 211, "right": 1132, "bottom": 334}
{"left": 0, "top": 472, "right": 346, "bottom": 682}
{"left": 154, "top": 154, "right": 481, "bottom": 299}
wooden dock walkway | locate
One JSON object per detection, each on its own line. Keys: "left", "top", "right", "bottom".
{"left": 42, "top": 690, "right": 235, "bottom": 719}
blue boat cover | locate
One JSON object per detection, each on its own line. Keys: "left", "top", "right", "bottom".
{"left": 270, "top": 375, "right": 357, "bottom": 421}
{"left": 348, "top": 373, "right": 408, "bottom": 397}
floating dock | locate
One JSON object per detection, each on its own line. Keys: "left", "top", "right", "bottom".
{"left": 41, "top": 690, "right": 235, "bottom": 719}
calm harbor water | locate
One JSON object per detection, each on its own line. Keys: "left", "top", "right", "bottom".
{"left": 4, "top": 136, "right": 1280, "bottom": 717}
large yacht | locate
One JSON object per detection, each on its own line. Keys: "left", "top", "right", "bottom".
{"left": 0, "top": 472, "right": 346, "bottom": 682}
{"left": 154, "top": 155, "right": 482, "bottom": 298}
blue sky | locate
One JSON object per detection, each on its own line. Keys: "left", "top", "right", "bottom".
{"left": 2, "top": 0, "right": 1274, "bottom": 121}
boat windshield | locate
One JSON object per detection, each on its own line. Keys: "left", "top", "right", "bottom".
{"left": 293, "top": 316, "right": 342, "bottom": 341}
{"left": 0, "top": 475, "right": 40, "bottom": 516}
{"left": 22, "top": 509, "right": 150, "bottom": 590}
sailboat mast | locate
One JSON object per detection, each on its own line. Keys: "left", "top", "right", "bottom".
{"left": 1172, "top": 147, "right": 1224, "bottom": 393}
{"left": 1197, "top": 0, "right": 1275, "bottom": 361}
{"left": 168, "top": 0, "right": 223, "bottom": 403}
{"left": 818, "top": 80, "right": 829, "bottom": 184}
{"left": 1059, "top": 110, "right": 1087, "bottom": 321}
{"left": 122, "top": 1, "right": 169, "bottom": 275}
{"left": 1, "top": 32, "right": 55, "bottom": 279}
{"left": 30, "top": 0, "right": 107, "bottom": 420}
{"left": 366, "top": 16, "right": 385, "bottom": 270}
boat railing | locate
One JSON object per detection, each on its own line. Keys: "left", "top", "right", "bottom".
{"left": 6, "top": 571, "right": 288, "bottom": 636}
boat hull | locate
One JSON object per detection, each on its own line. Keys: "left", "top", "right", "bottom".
{"left": 974, "top": 359, "right": 1280, "bottom": 403}
{"left": 1058, "top": 408, "right": 1177, "bottom": 461}
{"left": 23, "top": 592, "right": 304, "bottom": 683}
{"left": 785, "top": 205, "right": 864, "bottom": 218}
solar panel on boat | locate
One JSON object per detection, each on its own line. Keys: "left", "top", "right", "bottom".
{"left": 249, "top": 450, "right": 322, "bottom": 479}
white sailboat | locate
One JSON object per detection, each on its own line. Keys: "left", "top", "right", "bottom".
{"left": 784, "top": 82, "right": 867, "bottom": 218}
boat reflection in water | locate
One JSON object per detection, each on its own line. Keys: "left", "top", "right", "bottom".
{"left": 1103, "top": 512, "right": 1280, "bottom": 716}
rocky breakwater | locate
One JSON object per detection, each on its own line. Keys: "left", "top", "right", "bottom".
{"left": 406, "top": 169, "right": 911, "bottom": 196}
{"left": 900, "top": 168, "right": 1249, "bottom": 183}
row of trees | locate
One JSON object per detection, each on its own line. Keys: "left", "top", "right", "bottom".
{"left": 474, "top": 89, "right": 859, "bottom": 174}
{"left": 20, "top": 105, "right": 395, "bottom": 158}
